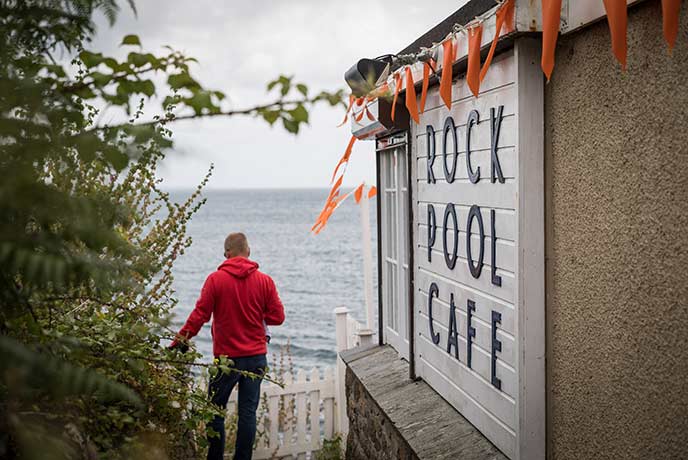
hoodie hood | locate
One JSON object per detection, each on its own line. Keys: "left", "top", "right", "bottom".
{"left": 218, "top": 257, "right": 259, "bottom": 279}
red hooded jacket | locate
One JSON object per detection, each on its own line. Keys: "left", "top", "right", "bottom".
{"left": 173, "top": 257, "right": 285, "bottom": 357}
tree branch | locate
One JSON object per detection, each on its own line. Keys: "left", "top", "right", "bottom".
{"left": 91, "top": 96, "right": 335, "bottom": 132}
{"left": 133, "top": 355, "right": 285, "bottom": 387}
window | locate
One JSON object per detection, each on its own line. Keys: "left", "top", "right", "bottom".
{"left": 378, "top": 133, "right": 410, "bottom": 360}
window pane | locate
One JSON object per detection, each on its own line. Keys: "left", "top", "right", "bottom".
{"left": 399, "top": 148, "right": 408, "bottom": 192}
{"left": 386, "top": 191, "right": 396, "bottom": 259}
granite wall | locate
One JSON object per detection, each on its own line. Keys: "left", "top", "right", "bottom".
{"left": 345, "top": 366, "right": 417, "bottom": 460}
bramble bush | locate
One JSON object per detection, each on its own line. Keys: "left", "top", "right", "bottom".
{"left": 0, "top": 1, "right": 344, "bottom": 458}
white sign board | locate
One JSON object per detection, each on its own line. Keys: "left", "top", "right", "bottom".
{"left": 411, "top": 39, "right": 545, "bottom": 459}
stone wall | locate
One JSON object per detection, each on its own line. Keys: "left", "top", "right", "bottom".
{"left": 345, "top": 366, "right": 416, "bottom": 460}
{"left": 545, "top": 1, "right": 688, "bottom": 458}
{"left": 342, "top": 345, "right": 507, "bottom": 460}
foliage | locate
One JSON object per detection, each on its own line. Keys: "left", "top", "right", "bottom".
{"left": 0, "top": 0, "right": 344, "bottom": 458}
{"left": 314, "top": 434, "right": 344, "bottom": 460}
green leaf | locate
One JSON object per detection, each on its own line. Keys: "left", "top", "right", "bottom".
{"left": 104, "top": 148, "right": 129, "bottom": 171}
{"left": 185, "top": 91, "right": 214, "bottom": 114}
{"left": 278, "top": 75, "right": 291, "bottom": 97}
{"left": 168, "top": 73, "right": 199, "bottom": 90}
{"left": 128, "top": 79, "right": 155, "bottom": 97}
{"left": 45, "top": 64, "right": 66, "bottom": 78}
{"left": 140, "top": 80, "right": 155, "bottom": 97}
{"left": 296, "top": 83, "right": 308, "bottom": 97}
{"left": 79, "top": 51, "right": 103, "bottom": 68}
{"left": 282, "top": 118, "right": 299, "bottom": 134}
{"left": 289, "top": 104, "right": 309, "bottom": 124}
{"left": 102, "top": 57, "right": 125, "bottom": 72}
{"left": 162, "top": 95, "right": 180, "bottom": 108}
{"left": 89, "top": 71, "right": 112, "bottom": 86}
{"left": 74, "top": 86, "right": 97, "bottom": 99}
{"left": 120, "top": 34, "right": 141, "bottom": 46}
{"left": 261, "top": 110, "right": 280, "bottom": 125}
{"left": 127, "top": 52, "right": 150, "bottom": 68}
{"left": 125, "top": 125, "right": 155, "bottom": 142}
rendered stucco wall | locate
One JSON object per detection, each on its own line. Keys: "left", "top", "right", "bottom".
{"left": 545, "top": 1, "right": 688, "bottom": 459}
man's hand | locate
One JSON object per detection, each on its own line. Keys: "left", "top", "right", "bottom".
{"left": 169, "top": 339, "right": 190, "bottom": 353}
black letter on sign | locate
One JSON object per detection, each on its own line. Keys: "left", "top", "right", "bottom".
{"left": 466, "top": 205, "right": 485, "bottom": 278}
{"left": 428, "top": 282, "right": 440, "bottom": 345}
{"left": 491, "top": 310, "right": 502, "bottom": 391}
{"left": 465, "top": 109, "right": 481, "bottom": 184}
{"left": 427, "top": 125, "right": 436, "bottom": 184}
{"left": 491, "top": 105, "right": 505, "bottom": 184}
{"left": 443, "top": 117, "right": 458, "bottom": 183}
{"left": 490, "top": 209, "right": 502, "bottom": 287}
{"left": 427, "top": 204, "right": 436, "bottom": 262}
{"left": 443, "top": 203, "right": 458, "bottom": 270}
{"left": 447, "top": 293, "right": 459, "bottom": 360}
{"left": 466, "top": 299, "right": 476, "bottom": 369}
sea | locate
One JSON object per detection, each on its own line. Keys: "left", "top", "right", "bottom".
{"left": 168, "top": 189, "right": 378, "bottom": 371}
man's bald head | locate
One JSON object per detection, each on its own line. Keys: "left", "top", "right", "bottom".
{"left": 224, "top": 232, "right": 250, "bottom": 258}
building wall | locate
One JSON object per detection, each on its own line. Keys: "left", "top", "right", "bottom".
{"left": 545, "top": 1, "right": 688, "bottom": 459}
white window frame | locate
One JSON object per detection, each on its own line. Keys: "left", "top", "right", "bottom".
{"left": 378, "top": 133, "right": 410, "bottom": 360}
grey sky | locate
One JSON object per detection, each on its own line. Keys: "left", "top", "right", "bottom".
{"left": 91, "top": 1, "right": 466, "bottom": 190}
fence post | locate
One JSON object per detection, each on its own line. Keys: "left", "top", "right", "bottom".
{"left": 356, "top": 328, "right": 374, "bottom": 347}
{"left": 334, "top": 306, "right": 349, "bottom": 437}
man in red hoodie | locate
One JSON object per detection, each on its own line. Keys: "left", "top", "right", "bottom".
{"left": 170, "top": 232, "right": 285, "bottom": 460}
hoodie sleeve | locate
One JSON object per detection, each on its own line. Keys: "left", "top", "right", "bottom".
{"left": 264, "top": 276, "right": 285, "bottom": 326}
{"left": 175, "top": 274, "right": 216, "bottom": 343}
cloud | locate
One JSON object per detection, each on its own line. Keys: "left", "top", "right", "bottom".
{"left": 90, "top": 0, "right": 463, "bottom": 189}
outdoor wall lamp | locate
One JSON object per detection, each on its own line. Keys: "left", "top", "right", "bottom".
{"left": 344, "top": 56, "right": 393, "bottom": 97}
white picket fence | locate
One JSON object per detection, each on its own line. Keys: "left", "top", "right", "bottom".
{"left": 226, "top": 308, "right": 370, "bottom": 459}
{"left": 228, "top": 367, "right": 335, "bottom": 459}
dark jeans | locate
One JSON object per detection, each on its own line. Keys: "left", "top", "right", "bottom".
{"left": 207, "top": 354, "right": 267, "bottom": 460}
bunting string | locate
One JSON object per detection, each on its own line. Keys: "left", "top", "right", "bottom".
{"left": 314, "top": 0, "right": 684, "bottom": 234}
{"left": 377, "top": 0, "right": 681, "bottom": 122}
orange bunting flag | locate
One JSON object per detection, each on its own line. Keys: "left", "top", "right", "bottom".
{"left": 337, "top": 94, "right": 355, "bottom": 127}
{"left": 420, "top": 61, "right": 431, "bottom": 112}
{"left": 480, "top": 0, "right": 513, "bottom": 82}
{"left": 312, "top": 189, "right": 353, "bottom": 234}
{"left": 440, "top": 39, "right": 455, "bottom": 110}
{"left": 405, "top": 67, "right": 420, "bottom": 123}
{"left": 313, "top": 136, "right": 360, "bottom": 234}
{"left": 354, "top": 183, "right": 365, "bottom": 204}
{"left": 541, "top": 0, "right": 562, "bottom": 81}
{"left": 662, "top": 0, "right": 682, "bottom": 50}
{"left": 330, "top": 136, "right": 356, "bottom": 183}
{"left": 504, "top": 0, "right": 516, "bottom": 32}
{"left": 367, "top": 186, "right": 377, "bottom": 199}
{"left": 467, "top": 24, "right": 483, "bottom": 97}
{"left": 391, "top": 72, "right": 403, "bottom": 121}
{"left": 603, "top": 0, "right": 628, "bottom": 69}
{"left": 354, "top": 106, "right": 365, "bottom": 123}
